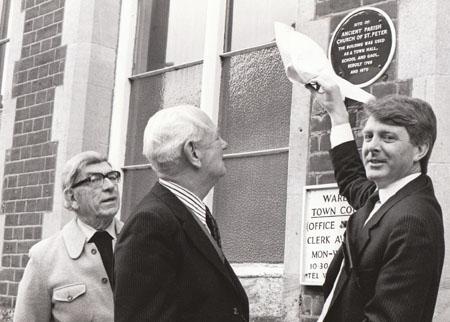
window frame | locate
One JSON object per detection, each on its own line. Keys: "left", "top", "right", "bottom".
{"left": 0, "top": 0, "right": 11, "bottom": 108}
{"left": 109, "top": 0, "right": 294, "bottom": 232}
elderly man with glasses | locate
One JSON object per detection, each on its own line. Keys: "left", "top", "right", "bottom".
{"left": 14, "top": 151, "right": 123, "bottom": 322}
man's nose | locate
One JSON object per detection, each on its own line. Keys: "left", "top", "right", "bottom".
{"left": 221, "top": 138, "right": 228, "bottom": 150}
{"left": 102, "top": 177, "right": 116, "bottom": 190}
{"left": 364, "top": 136, "right": 381, "bottom": 152}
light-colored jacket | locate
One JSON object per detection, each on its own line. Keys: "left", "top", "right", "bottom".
{"left": 14, "top": 217, "right": 123, "bottom": 322}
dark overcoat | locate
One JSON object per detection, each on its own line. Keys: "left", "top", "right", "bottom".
{"left": 114, "top": 183, "right": 249, "bottom": 322}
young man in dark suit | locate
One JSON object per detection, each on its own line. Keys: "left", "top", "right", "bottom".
{"left": 114, "top": 105, "right": 249, "bottom": 322}
{"left": 308, "top": 76, "right": 444, "bottom": 322}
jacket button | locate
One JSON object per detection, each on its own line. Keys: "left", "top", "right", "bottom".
{"left": 91, "top": 249, "right": 97, "bottom": 255}
{"left": 101, "top": 277, "right": 108, "bottom": 284}
{"left": 233, "top": 307, "right": 239, "bottom": 315}
{"left": 67, "top": 295, "right": 73, "bottom": 302}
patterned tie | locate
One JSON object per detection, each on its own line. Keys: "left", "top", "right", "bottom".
{"left": 89, "top": 231, "right": 114, "bottom": 287}
{"left": 205, "top": 207, "right": 222, "bottom": 248}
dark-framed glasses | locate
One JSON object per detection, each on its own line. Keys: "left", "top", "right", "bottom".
{"left": 71, "top": 171, "right": 121, "bottom": 189}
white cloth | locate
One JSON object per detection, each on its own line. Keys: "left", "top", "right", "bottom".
{"left": 330, "top": 123, "right": 354, "bottom": 147}
{"left": 274, "top": 22, "right": 374, "bottom": 103}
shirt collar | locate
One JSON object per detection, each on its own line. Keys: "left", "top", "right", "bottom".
{"left": 159, "top": 178, "right": 207, "bottom": 224}
{"left": 76, "top": 217, "right": 116, "bottom": 242}
{"left": 378, "top": 172, "right": 421, "bottom": 204}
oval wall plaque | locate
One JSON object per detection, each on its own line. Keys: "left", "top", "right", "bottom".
{"left": 328, "top": 7, "right": 396, "bottom": 87}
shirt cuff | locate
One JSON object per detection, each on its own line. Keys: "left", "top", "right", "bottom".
{"left": 330, "top": 123, "right": 354, "bottom": 148}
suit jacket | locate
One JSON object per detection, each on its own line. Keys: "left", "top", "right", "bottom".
{"left": 114, "top": 182, "right": 249, "bottom": 322}
{"left": 323, "top": 141, "right": 444, "bottom": 322}
{"left": 14, "top": 217, "right": 123, "bottom": 322}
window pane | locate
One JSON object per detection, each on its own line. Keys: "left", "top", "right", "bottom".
{"left": 125, "top": 64, "right": 202, "bottom": 166}
{"left": 215, "top": 45, "right": 291, "bottom": 263}
{"left": 121, "top": 168, "right": 158, "bottom": 222}
{"left": 229, "top": 0, "right": 297, "bottom": 51}
{"left": 219, "top": 45, "right": 292, "bottom": 153}
{"left": 0, "top": 0, "right": 10, "bottom": 108}
{"left": 135, "top": 0, "right": 208, "bottom": 73}
{"left": 213, "top": 153, "right": 288, "bottom": 263}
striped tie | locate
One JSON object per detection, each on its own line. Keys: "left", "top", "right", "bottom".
{"left": 205, "top": 207, "right": 222, "bottom": 248}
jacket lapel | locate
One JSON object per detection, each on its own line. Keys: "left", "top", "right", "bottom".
{"left": 346, "top": 201, "right": 371, "bottom": 258}
{"left": 356, "top": 175, "right": 431, "bottom": 258}
{"left": 328, "top": 205, "right": 367, "bottom": 309}
{"left": 151, "top": 183, "right": 244, "bottom": 299}
{"left": 114, "top": 218, "right": 124, "bottom": 236}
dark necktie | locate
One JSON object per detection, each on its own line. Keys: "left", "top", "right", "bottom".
{"left": 89, "top": 231, "right": 114, "bottom": 287}
{"left": 361, "top": 190, "right": 380, "bottom": 226}
{"left": 205, "top": 207, "right": 222, "bottom": 248}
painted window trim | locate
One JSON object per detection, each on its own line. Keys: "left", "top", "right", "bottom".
{"left": 120, "top": 147, "right": 290, "bottom": 172}
{"left": 110, "top": 0, "right": 291, "bottom": 225}
{"left": 129, "top": 60, "right": 203, "bottom": 80}
{"left": 220, "top": 41, "right": 276, "bottom": 58}
{"left": 127, "top": 40, "right": 278, "bottom": 82}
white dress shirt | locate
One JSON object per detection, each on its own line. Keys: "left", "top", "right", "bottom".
{"left": 159, "top": 178, "right": 212, "bottom": 235}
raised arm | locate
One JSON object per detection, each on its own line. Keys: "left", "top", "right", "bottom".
{"left": 306, "top": 75, "right": 376, "bottom": 209}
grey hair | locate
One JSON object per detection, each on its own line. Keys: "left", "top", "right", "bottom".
{"left": 61, "top": 151, "right": 109, "bottom": 209}
{"left": 143, "top": 104, "right": 215, "bottom": 176}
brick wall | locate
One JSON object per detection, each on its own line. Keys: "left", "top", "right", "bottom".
{"left": 301, "top": 0, "right": 413, "bottom": 320}
{"left": 0, "top": 0, "right": 65, "bottom": 310}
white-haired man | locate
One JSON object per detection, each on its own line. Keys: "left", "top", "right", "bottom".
{"left": 14, "top": 151, "right": 122, "bottom": 322}
{"left": 114, "top": 105, "right": 249, "bottom": 322}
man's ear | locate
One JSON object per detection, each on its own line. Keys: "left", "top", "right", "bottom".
{"left": 414, "top": 142, "right": 429, "bottom": 162}
{"left": 183, "top": 141, "right": 202, "bottom": 168}
{"left": 64, "top": 188, "right": 79, "bottom": 210}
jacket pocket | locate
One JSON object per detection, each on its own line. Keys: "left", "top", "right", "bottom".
{"left": 52, "top": 283, "right": 86, "bottom": 303}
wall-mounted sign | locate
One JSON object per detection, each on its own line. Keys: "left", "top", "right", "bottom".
{"left": 300, "top": 184, "right": 355, "bottom": 285}
{"left": 328, "top": 7, "right": 396, "bottom": 87}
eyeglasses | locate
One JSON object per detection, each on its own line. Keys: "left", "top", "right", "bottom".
{"left": 71, "top": 171, "right": 121, "bottom": 189}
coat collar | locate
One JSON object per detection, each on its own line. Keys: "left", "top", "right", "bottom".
{"left": 62, "top": 217, "right": 123, "bottom": 259}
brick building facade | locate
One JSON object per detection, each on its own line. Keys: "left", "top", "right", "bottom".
{"left": 0, "top": 0, "right": 448, "bottom": 321}
{"left": 0, "top": 0, "right": 64, "bottom": 311}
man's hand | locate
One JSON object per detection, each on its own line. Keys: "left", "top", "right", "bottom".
{"left": 305, "top": 74, "right": 349, "bottom": 126}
